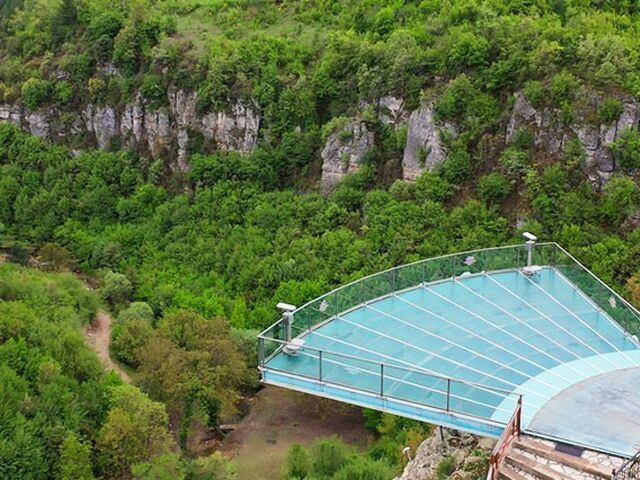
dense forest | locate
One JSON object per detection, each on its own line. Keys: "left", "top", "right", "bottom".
{"left": 3, "top": 0, "right": 640, "bottom": 478}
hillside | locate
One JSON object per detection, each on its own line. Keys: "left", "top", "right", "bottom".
{"left": 3, "top": 0, "right": 640, "bottom": 479}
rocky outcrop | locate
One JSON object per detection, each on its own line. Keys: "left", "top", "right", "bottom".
{"left": 378, "top": 95, "right": 410, "bottom": 127}
{"left": 402, "top": 104, "right": 452, "bottom": 181}
{"left": 319, "top": 97, "right": 451, "bottom": 192}
{"left": 0, "top": 89, "right": 260, "bottom": 170}
{"left": 507, "top": 92, "right": 640, "bottom": 188}
{"left": 320, "top": 119, "right": 374, "bottom": 194}
{"left": 395, "top": 428, "right": 494, "bottom": 480}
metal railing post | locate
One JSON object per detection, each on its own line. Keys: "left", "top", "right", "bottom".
{"left": 380, "top": 363, "right": 384, "bottom": 397}
{"left": 258, "top": 337, "right": 265, "bottom": 366}
{"left": 446, "top": 378, "right": 451, "bottom": 412}
{"left": 319, "top": 351, "right": 323, "bottom": 382}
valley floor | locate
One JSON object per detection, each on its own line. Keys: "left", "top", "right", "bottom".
{"left": 220, "top": 386, "right": 372, "bottom": 480}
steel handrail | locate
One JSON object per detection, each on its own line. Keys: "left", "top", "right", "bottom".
{"left": 259, "top": 335, "right": 519, "bottom": 398}
{"left": 257, "top": 242, "right": 534, "bottom": 337}
{"left": 552, "top": 243, "right": 640, "bottom": 320}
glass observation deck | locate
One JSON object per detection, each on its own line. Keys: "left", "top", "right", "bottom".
{"left": 258, "top": 242, "right": 640, "bottom": 457}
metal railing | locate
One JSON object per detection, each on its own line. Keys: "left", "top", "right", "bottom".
{"left": 613, "top": 450, "right": 640, "bottom": 479}
{"left": 260, "top": 335, "right": 522, "bottom": 424}
{"left": 257, "top": 241, "right": 640, "bottom": 430}
{"left": 488, "top": 397, "right": 522, "bottom": 480}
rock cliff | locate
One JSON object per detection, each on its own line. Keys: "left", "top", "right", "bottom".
{"left": 319, "top": 97, "right": 452, "bottom": 192}
{"left": 320, "top": 119, "right": 375, "bottom": 194}
{"left": 396, "top": 428, "right": 494, "bottom": 480}
{"left": 0, "top": 88, "right": 260, "bottom": 170}
{"left": 507, "top": 92, "right": 640, "bottom": 188}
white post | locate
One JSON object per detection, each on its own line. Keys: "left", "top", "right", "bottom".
{"left": 523, "top": 232, "right": 537, "bottom": 268}
{"left": 277, "top": 302, "right": 297, "bottom": 343}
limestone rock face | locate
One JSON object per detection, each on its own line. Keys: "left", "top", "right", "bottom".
{"left": 395, "top": 428, "right": 494, "bottom": 480}
{"left": 402, "top": 104, "right": 451, "bottom": 181}
{"left": 320, "top": 120, "right": 375, "bottom": 194}
{"left": 507, "top": 92, "right": 640, "bottom": 188}
{"left": 0, "top": 90, "right": 260, "bottom": 170}
{"left": 378, "top": 95, "right": 410, "bottom": 127}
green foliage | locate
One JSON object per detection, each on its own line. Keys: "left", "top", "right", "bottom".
{"left": 611, "top": 128, "right": 640, "bottom": 170}
{"left": 311, "top": 437, "right": 350, "bottom": 477}
{"left": 96, "top": 384, "right": 175, "bottom": 479}
{"left": 101, "top": 270, "right": 132, "bottom": 310}
{"left": 415, "top": 173, "right": 451, "bottom": 203}
{"left": 601, "top": 175, "right": 639, "bottom": 226}
{"left": 286, "top": 444, "right": 311, "bottom": 479}
{"left": 598, "top": 98, "right": 624, "bottom": 124}
{"left": 436, "top": 456, "right": 456, "bottom": 480}
{"left": 21, "top": 78, "right": 51, "bottom": 110}
{"left": 478, "top": 173, "right": 512, "bottom": 204}
{"left": 55, "top": 432, "right": 95, "bottom": 480}
{"left": 550, "top": 71, "right": 580, "bottom": 106}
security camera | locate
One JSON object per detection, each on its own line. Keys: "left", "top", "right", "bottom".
{"left": 276, "top": 302, "right": 297, "bottom": 312}
{"left": 522, "top": 232, "right": 538, "bottom": 242}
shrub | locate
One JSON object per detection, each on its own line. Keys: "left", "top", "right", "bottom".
{"left": 550, "top": 71, "right": 579, "bottom": 105}
{"left": 88, "top": 77, "right": 107, "bottom": 100}
{"left": 598, "top": 98, "right": 624, "bottom": 124}
{"left": 101, "top": 270, "right": 132, "bottom": 310}
{"left": 499, "top": 147, "right": 530, "bottom": 180}
{"left": 442, "top": 146, "right": 474, "bottom": 184}
{"left": 285, "top": 444, "right": 311, "bottom": 479}
{"left": 21, "top": 78, "right": 51, "bottom": 110}
{"left": 478, "top": 173, "right": 512, "bottom": 203}
{"left": 332, "top": 457, "right": 396, "bottom": 480}
{"left": 601, "top": 175, "right": 639, "bottom": 226}
{"left": 611, "top": 127, "right": 640, "bottom": 170}
{"left": 311, "top": 437, "right": 350, "bottom": 477}
{"left": 141, "top": 74, "right": 165, "bottom": 105}
{"left": 415, "top": 172, "right": 451, "bottom": 202}
{"left": 522, "top": 80, "right": 545, "bottom": 107}
{"left": 55, "top": 81, "right": 73, "bottom": 104}
{"left": 111, "top": 316, "right": 154, "bottom": 366}
{"left": 436, "top": 456, "right": 457, "bottom": 480}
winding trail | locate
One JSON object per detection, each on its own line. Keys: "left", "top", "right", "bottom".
{"left": 85, "top": 310, "right": 131, "bottom": 383}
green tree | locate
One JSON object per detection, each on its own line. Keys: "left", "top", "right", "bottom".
{"left": 101, "top": 271, "right": 132, "bottom": 310}
{"left": 96, "top": 385, "right": 175, "bottom": 480}
{"left": 285, "top": 444, "right": 311, "bottom": 479}
{"left": 55, "top": 432, "right": 95, "bottom": 480}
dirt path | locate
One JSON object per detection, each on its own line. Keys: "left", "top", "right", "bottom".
{"left": 85, "top": 310, "right": 131, "bottom": 383}
{"left": 220, "top": 386, "right": 371, "bottom": 480}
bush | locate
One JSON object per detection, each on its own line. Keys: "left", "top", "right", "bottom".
{"left": 55, "top": 81, "right": 74, "bottom": 104}
{"left": 478, "top": 173, "right": 512, "bottom": 204}
{"left": 332, "top": 457, "right": 396, "bottom": 480}
{"left": 598, "top": 98, "right": 624, "bottom": 124}
{"left": 436, "top": 456, "right": 457, "bottom": 480}
{"left": 21, "top": 78, "right": 51, "bottom": 110}
{"left": 111, "top": 317, "right": 154, "bottom": 366}
{"left": 611, "top": 127, "right": 640, "bottom": 170}
{"left": 101, "top": 270, "right": 132, "bottom": 310}
{"left": 285, "top": 444, "right": 311, "bottom": 479}
{"left": 442, "top": 146, "right": 474, "bottom": 184}
{"left": 499, "top": 148, "right": 530, "bottom": 180}
{"left": 601, "top": 175, "right": 639, "bottom": 226}
{"left": 550, "top": 71, "right": 579, "bottom": 105}
{"left": 415, "top": 172, "right": 451, "bottom": 202}
{"left": 311, "top": 437, "right": 350, "bottom": 477}
{"left": 141, "top": 74, "right": 165, "bottom": 105}
{"left": 522, "top": 81, "right": 544, "bottom": 107}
